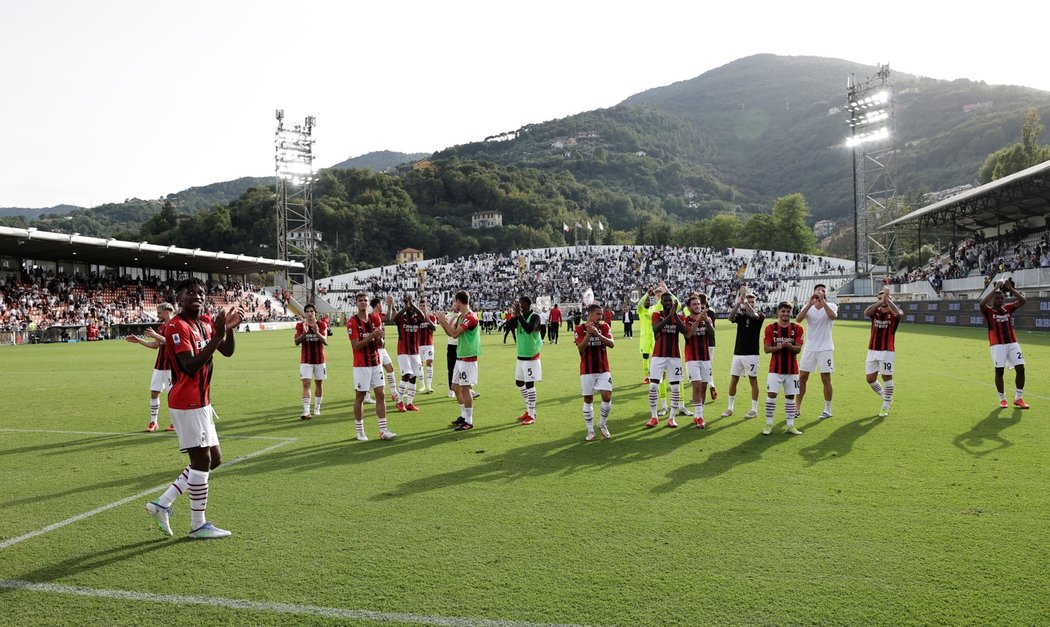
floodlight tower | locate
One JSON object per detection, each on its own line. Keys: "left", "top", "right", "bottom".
{"left": 275, "top": 110, "right": 318, "bottom": 303}
{"left": 846, "top": 64, "right": 898, "bottom": 290}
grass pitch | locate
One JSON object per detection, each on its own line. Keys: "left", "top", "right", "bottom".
{"left": 1, "top": 321, "right": 1048, "bottom": 626}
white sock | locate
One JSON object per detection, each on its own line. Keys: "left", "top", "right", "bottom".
{"left": 694, "top": 402, "right": 704, "bottom": 419}
{"left": 869, "top": 381, "right": 884, "bottom": 397}
{"left": 765, "top": 398, "right": 776, "bottom": 425}
{"left": 726, "top": 395, "right": 735, "bottom": 411}
{"left": 786, "top": 400, "right": 797, "bottom": 426}
{"left": 378, "top": 415, "right": 389, "bottom": 433}
{"left": 187, "top": 468, "right": 209, "bottom": 530}
{"left": 464, "top": 406, "right": 474, "bottom": 425}
{"left": 404, "top": 382, "right": 416, "bottom": 406}
{"left": 751, "top": 398, "right": 759, "bottom": 412}
{"left": 519, "top": 386, "right": 528, "bottom": 413}
{"left": 583, "top": 402, "right": 594, "bottom": 433}
{"left": 158, "top": 466, "right": 190, "bottom": 508}
{"left": 314, "top": 396, "right": 322, "bottom": 414}
{"left": 356, "top": 419, "right": 366, "bottom": 437}
{"left": 149, "top": 398, "right": 160, "bottom": 424}
{"left": 824, "top": 400, "right": 832, "bottom": 413}
{"left": 599, "top": 401, "right": 611, "bottom": 427}
{"left": 425, "top": 365, "right": 434, "bottom": 389}
{"left": 302, "top": 397, "right": 311, "bottom": 416}
{"left": 386, "top": 371, "right": 397, "bottom": 395}
{"left": 669, "top": 384, "right": 680, "bottom": 417}
{"left": 1015, "top": 388, "right": 1024, "bottom": 400}
{"left": 998, "top": 391, "right": 1007, "bottom": 401}
{"left": 648, "top": 383, "right": 659, "bottom": 418}
{"left": 526, "top": 387, "right": 537, "bottom": 418}
{"left": 883, "top": 382, "right": 894, "bottom": 406}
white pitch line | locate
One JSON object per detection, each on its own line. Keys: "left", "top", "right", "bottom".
{"left": 928, "top": 371, "right": 1050, "bottom": 401}
{"left": 0, "top": 580, "right": 587, "bottom": 627}
{"left": 0, "top": 436, "right": 297, "bottom": 550}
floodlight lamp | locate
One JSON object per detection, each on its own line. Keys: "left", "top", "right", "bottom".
{"left": 276, "top": 109, "right": 284, "bottom": 121}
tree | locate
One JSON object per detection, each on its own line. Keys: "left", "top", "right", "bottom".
{"left": 978, "top": 109, "right": 1050, "bottom": 183}
{"left": 770, "top": 193, "right": 817, "bottom": 253}
{"left": 705, "top": 214, "right": 741, "bottom": 248}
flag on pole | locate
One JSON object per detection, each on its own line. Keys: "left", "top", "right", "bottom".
{"left": 575, "top": 221, "right": 583, "bottom": 229}
{"left": 598, "top": 221, "right": 604, "bottom": 231}
{"left": 586, "top": 221, "right": 593, "bottom": 231}
{"left": 563, "top": 222, "right": 570, "bottom": 233}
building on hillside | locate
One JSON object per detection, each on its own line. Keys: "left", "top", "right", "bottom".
{"left": 813, "top": 220, "right": 836, "bottom": 240}
{"left": 397, "top": 248, "right": 424, "bottom": 264}
{"left": 287, "top": 229, "right": 322, "bottom": 251}
{"left": 471, "top": 211, "right": 503, "bottom": 229}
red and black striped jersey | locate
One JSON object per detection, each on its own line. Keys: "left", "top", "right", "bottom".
{"left": 684, "top": 316, "right": 712, "bottom": 362}
{"left": 764, "top": 322, "right": 804, "bottom": 375}
{"left": 348, "top": 313, "right": 383, "bottom": 367}
{"left": 419, "top": 314, "right": 436, "bottom": 346}
{"left": 153, "top": 320, "right": 172, "bottom": 371}
{"left": 651, "top": 311, "right": 685, "bottom": 358}
{"left": 575, "top": 322, "right": 611, "bottom": 374}
{"left": 395, "top": 310, "right": 424, "bottom": 355}
{"left": 165, "top": 314, "right": 216, "bottom": 410}
{"left": 867, "top": 310, "right": 900, "bottom": 351}
{"left": 296, "top": 319, "right": 328, "bottom": 364}
{"left": 981, "top": 303, "right": 1019, "bottom": 346}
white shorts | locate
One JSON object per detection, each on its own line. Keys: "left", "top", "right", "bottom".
{"left": 800, "top": 349, "right": 835, "bottom": 373}
{"left": 990, "top": 343, "right": 1025, "bottom": 369}
{"left": 397, "top": 353, "right": 422, "bottom": 378}
{"left": 419, "top": 345, "right": 435, "bottom": 362}
{"left": 453, "top": 360, "right": 479, "bottom": 387}
{"left": 730, "top": 355, "right": 760, "bottom": 378}
{"left": 686, "top": 360, "right": 712, "bottom": 384}
{"left": 170, "top": 406, "right": 219, "bottom": 451}
{"left": 766, "top": 373, "right": 800, "bottom": 395}
{"left": 150, "top": 369, "right": 172, "bottom": 393}
{"left": 865, "top": 350, "right": 896, "bottom": 376}
{"left": 515, "top": 359, "right": 543, "bottom": 383}
{"left": 649, "top": 356, "right": 683, "bottom": 382}
{"left": 299, "top": 363, "right": 327, "bottom": 380}
{"left": 378, "top": 347, "right": 393, "bottom": 367}
{"left": 580, "top": 372, "right": 613, "bottom": 396}
{"left": 353, "top": 366, "right": 385, "bottom": 392}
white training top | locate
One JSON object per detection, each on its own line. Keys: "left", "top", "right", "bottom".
{"left": 802, "top": 302, "right": 838, "bottom": 351}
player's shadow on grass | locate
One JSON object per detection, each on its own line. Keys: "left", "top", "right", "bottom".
{"left": 9, "top": 538, "right": 184, "bottom": 585}
{"left": 798, "top": 414, "right": 884, "bottom": 467}
{"left": 0, "top": 432, "right": 170, "bottom": 458}
{"left": 0, "top": 470, "right": 173, "bottom": 509}
{"left": 952, "top": 408, "right": 1022, "bottom": 458}
{"left": 651, "top": 420, "right": 819, "bottom": 494}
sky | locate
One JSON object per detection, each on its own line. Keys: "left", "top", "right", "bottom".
{"left": 2, "top": 0, "right": 1048, "bottom": 209}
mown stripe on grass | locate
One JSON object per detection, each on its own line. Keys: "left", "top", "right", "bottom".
{"left": 0, "top": 579, "right": 588, "bottom": 627}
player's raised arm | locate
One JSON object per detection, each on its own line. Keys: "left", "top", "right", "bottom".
{"left": 173, "top": 309, "right": 229, "bottom": 375}
{"left": 216, "top": 306, "right": 240, "bottom": 357}
{"left": 1007, "top": 283, "right": 1027, "bottom": 308}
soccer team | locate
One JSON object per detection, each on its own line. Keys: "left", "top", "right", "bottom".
{"left": 133, "top": 277, "right": 1031, "bottom": 539}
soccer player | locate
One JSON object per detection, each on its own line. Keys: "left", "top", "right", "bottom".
{"left": 795, "top": 283, "right": 838, "bottom": 419}
{"left": 683, "top": 294, "right": 714, "bottom": 429}
{"left": 348, "top": 292, "right": 396, "bottom": 441}
{"left": 548, "top": 303, "right": 562, "bottom": 343}
{"left": 387, "top": 293, "right": 425, "bottom": 412}
{"left": 294, "top": 303, "right": 328, "bottom": 420}
{"left": 575, "top": 303, "right": 614, "bottom": 440}
{"left": 436, "top": 290, "right": 480, "bottom": 431}
{"left": 723, "top": 287, "right": 764, "bottom": 419}
{"left": 366, "top": 297, "right": 399, "bottom": 405}
{"left": 418, "top": 303, "right": 437, "bottom": 394}
{"left": 763, "top": 301, "right": 804, "bottom": 435}
{"left": 863, "top": 287, "right": 902, "bottom": 417}
{"left": 697, "top": 293, "right": 718, "bottom": 403}
{"left": 506, "top": 296, "right": 543, "bottom": 426}
{"left": 980, "top": 279, "right": 1029, "bottom": 409}
{"left": 145, "top": 278, "right": 242, "bottom": 539}
{"left": 124, "top": 301, "right": 176, "bottom": 432}
{"left": 646, "top": 291, "right": 688, "bottom": 428}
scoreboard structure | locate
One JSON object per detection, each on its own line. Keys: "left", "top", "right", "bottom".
{"left": 836, "top": 298, "right": 1050, "bottom": 332}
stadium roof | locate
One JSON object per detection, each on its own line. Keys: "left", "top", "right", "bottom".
{"left": 881, "top": 159, "right": 1050, "bottom": 231}
{"left": 0, "top": 226, "right": 303, "bottom": 275}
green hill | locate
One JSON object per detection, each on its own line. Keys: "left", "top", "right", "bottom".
{"left": 329, "top": 150, "right": 430, "bottom": 172}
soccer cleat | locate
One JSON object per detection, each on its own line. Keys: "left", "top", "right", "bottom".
{"left": 471, "top": 390, "right": 481, "bottom": 399}
{"left": 300, "top": 414, "right": 311, "bottom": 421}
{"left": 693, "top": 417, "right": 706, "bottom": 429}
{"left": 164, "top": 424, "right": 175, "bottom": 432}
{"left": 379, "top": 430, "right": 397, "bottom": 440}
{"left": 667, "top": 417, "right": 678, "bottom": 428}
{"left": 145, "top": 500, "right": 173, "bottom": 536}
{"left": 454, "top": 422, "right": 474, "bottom": 431}
{"left": 521, "top": 416, "right": 536, "bottom": 426}
{"left": 313, "top": 409, "right": 321, "bottom": 417}
{"left": 644, "top": 417, "right": 659, "bottom": 428}
{"left": 390, "top": 392, "right": 399, "bottom": 403}
{"left": 600, "top": 426, "right": 612, "bottom": 439}
{"left": 146, "top": 422, "right": 158, "bottom": 433}
{"left": 879, "top": 406, "right": 891, "bottom": 417}
{"left": 396, "top": 402, "right": 407, "bottom": 413}
{"left": 188, "top": 522, "right": 231, "bottom": 539}
{"left": 744, "top": 410, "right": 758, "bottom": 419}
{"left": 643, "top": 377, "right": 650, "bottom": 384}
{"left": 818, "top": 411, "right": 833, "bottom": 420}
{"left": 585, "top": 431, "right": 596, "bottom": 442}
{"left": 356, "top": 433, "right": 369, "bottom": 441}
{"left": 450, "top": 416, "right": 466, "bottom": 427}
{"left": 448, "top": 390, "right": 456, "bottom": 398}
{"left": 709, "top": 387, "right": 718, "bottom": 401}
{"left": 517, "top": 412, "right": 530, "bottom": 422}
{"left": 364, "top": 395, "right": 376, "bottom": 404}
{"left": 405, "top": 404, "right": 420, "bottom": 411}
{"left": 999, "top": 399, "right": 1009, "bottom": 409}
{"left": 1014, "top": 398, "right": 1030, "bottom": 409}
{"left": 425, "top": 388, "right": 434, "bottom": 394}
{"left": 720, "top": 409, "right": 733, "bottom": 418}
{"left": 786, "top": 426, "right": 803, "bottom": 435}
{"left": 762, "top": 425, "right": 773, "bottom": 435}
